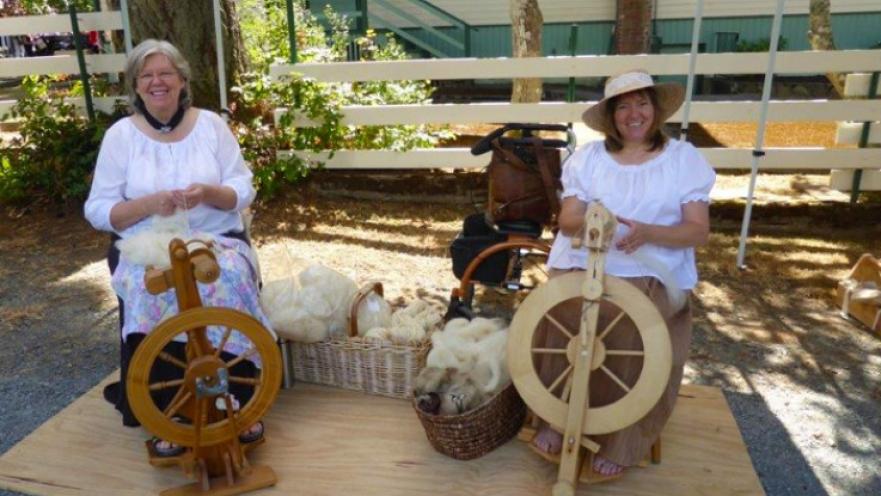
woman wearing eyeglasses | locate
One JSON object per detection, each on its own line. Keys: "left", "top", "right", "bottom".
{"left": 84, "top": 39, "right": 268, "bottom": 456}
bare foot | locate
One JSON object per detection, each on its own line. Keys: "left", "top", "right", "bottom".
{"left": 593, "top": 456, "right": 625, "bottom": 476}
{"left": 532, "top": 425, "right": 563, "bottom": 455}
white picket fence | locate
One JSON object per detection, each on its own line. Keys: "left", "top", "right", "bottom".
{"left": 271, "top": 49, "right": 881, "bottom": 188}
{"left": 0, "top": 11, "right": 128, "bottom": 117}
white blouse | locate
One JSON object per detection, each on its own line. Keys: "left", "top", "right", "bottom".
{"left": 84, "top": 110, "right": 255, "bottom": 237}
{"left": 547, "top": 139, "right": 715, "bottom": 290}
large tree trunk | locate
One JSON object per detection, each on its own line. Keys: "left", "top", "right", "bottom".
{"left": 510, "top": 0, "right": 543, "bottom": 103}
{"left": 111, "top": 0, "right": 249, "bottom": 111}
{"left": 614, "top": 0, "right": 652, "bottom": 54}
{"left": 808, "top": 0, "right": 845, "bottom": 97}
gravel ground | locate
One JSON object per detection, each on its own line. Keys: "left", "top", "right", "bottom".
{"left": 1, "top": 173, "right": 881, "bottom": 495}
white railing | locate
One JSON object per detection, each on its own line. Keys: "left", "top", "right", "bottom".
{"left": 0, "top": 11, "right": 127, "bottom": 118}
{"left": 271, "top": 50, "right": 881, "bottom": 184}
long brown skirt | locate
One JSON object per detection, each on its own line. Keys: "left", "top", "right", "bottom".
{"left": 536, "top": 270, "right": 692, "bottom": 466}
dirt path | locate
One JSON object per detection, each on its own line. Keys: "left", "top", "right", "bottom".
{"left": 1, "top": 172, "right": 880, "bottom": 495}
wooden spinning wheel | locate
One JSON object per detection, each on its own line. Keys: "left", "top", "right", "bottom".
{"left": 507, "top": 202, "right": 672, "bottom": 496}
{"left": 126, "top": 238, "right": 282, "bottom": 496}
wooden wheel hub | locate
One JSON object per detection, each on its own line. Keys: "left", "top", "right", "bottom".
{"left": 185, "top": 355, "right": 229, "bottom": 397}
{"left": 566, "top": 336, "right": 605, "bottom": 372}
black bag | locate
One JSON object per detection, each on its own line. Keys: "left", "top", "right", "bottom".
{"left": 450, "top": 213, "right": 510, "bottom": 284}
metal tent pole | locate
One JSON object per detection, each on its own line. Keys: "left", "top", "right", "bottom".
{"left": 212, "top": 0, "right": 228, "bottom": 118}
{"left": 69, "top": 2, "right": 95, "bottom": 122}
{"left": 119, "top": 0, "right": 132, "bottom": 53}
{"left": 679, "top": 0, "right": 704, "bottom": 140}
{"left": 735, "top": 0, "right": 786, "bottom": 268}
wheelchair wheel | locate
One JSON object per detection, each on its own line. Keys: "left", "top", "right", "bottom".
{"left": 447, "top": 239, "right": 550, "bottom": 320}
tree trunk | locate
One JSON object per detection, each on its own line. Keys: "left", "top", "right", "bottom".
{"left": 510, "top": 0, "right": 543, "bottom": 103}
{"left": 808, "top": 0, "right": 845, "bottom": 96}
{"left": 111, "top": 0, "right": 249, "bottom": 111}
{"left": 614, "top": 0, "right": 652, "bottom": 54}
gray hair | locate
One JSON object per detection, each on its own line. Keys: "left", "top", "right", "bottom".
{"left": 124, "top": 39, "right": 192, "bottom": 114}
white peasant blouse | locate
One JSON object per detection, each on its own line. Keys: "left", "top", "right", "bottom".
{"left": 84, "top": 110, "right": 255, "bottom": 237}
{"left": 546, "top": 138, "right": 716, "bottom": 290}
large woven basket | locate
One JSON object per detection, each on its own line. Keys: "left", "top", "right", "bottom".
{"left": 289, "top": 282, "right": 430, "bottom": 399}
{"left": 413, "top": 382, "right": 526, "bottom": 460}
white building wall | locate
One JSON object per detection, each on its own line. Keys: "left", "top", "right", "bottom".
{"left": 657, "top": 0, "right": 881, "bottom": 19}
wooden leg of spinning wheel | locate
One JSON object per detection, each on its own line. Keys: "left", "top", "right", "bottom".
{"left": 651, "top": 437, "right": 661, "bottom": 464}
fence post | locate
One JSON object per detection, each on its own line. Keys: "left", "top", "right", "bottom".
{"left": 286, "top": 0, "right": 298, "bottom": 64}
{"left": 566, "top": 24, "right": 578, "bottom": 103}
{"left": 69, "top": 3, "right": 96, "bottom": 122}
{"left": 850, "top": 71, "right": 879, "bottom": 204}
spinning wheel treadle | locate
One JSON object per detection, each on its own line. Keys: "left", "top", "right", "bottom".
{"left": 127, "top": 307, "right": 282, "bottom": 448}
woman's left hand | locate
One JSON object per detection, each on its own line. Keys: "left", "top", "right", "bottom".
{"left": 172, "top": 184, "right": 207, "bottom": 209}
{"left": 615, "top": 216, "right": 651, "bottom": 254}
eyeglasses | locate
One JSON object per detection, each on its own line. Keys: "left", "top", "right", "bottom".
{"left": 137, "top": 71, "right": 179, "bottom": 84}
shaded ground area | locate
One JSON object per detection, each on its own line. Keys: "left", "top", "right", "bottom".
{"left": 1, "top": 173, "right": 881, "bottom": 495}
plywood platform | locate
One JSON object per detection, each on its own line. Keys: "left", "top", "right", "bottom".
{"left": 0, "top": 378, "right": 764, "bottom": 495}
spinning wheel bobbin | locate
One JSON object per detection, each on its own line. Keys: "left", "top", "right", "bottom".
{"left": 507, "top": 202, "right": 672, "bottom": 496}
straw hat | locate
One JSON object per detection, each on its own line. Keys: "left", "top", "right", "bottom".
{"left": 581, "top": 71, "right": 685, "bottom": 134}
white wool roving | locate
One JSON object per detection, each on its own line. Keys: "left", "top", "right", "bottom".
{"left": 426, "top": 317, "right": 510, "bottom": 395}
{"left": 355, "top": 293, "right": 392, "bottom": 337}
{"left": 260, "top": 277, "right": 329, "bottom": 343}
{"left": 298, "top": 265, "right": 358, "bottom": 338}
{"left": 361, "top": 300, "right": 443, "bottom": 345}
{"left": 116, "top": 210, "right": 215, "bottom": 268}
{"left": 629, "top": 247, "right": 688, "bottom": 313}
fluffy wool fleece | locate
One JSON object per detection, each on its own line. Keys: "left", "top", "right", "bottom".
{"left": 425, "top": 317, "right": 510, "bottom": 396}
{"left": 261, "top": 264, "right": 444, "bottom": 345}
{"left": 115, "top": 210, "right": 215, "bottom": 268}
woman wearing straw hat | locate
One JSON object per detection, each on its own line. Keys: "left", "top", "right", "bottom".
{"left": 530, "top": 70, "right": 716, "bottom": 479}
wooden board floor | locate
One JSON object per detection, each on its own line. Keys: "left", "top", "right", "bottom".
{"left": 0, "top": 378, "right": 764, "bottom": 496}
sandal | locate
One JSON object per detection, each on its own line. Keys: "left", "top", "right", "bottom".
{"left": 150, "top": 436, "right": 185, "bottom": 458}
{"left": 238, "top": 420, "right": 264, "bottom": 444}
{"left": 579, "top": 454, "right": 625, "bottom": 485}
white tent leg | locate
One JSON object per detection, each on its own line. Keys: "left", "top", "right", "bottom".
{"left": 212, "top": 0, "right": 228, "bottom": 118}
{"left": 679, "top": 0, "right": 704, "bottom": 138}
{"left": 736, "top": 0, "right": 786, "bottom": 268}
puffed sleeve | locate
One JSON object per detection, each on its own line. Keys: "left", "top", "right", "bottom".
{"left": 84, "top": 121, "right": 129, "bottom": 233}
{"left": 210, "top": 112, "right": 255, "bottom": 212}
{"left": 678, "top": 142, "right": 716, "bottom": 204}
{"left": 560, "top": 144, "right": 592, "bottom": 203}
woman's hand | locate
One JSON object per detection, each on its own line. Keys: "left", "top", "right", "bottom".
{"left": 151, "top": 191, "right": 176, "bottom": 216}
{"left": 615, "top": 216, "right": 650, "bottom": 254}
{"left": 172, "top": 184, "right": 207, "bottom": 209}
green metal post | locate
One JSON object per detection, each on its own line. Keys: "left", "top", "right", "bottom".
{"left": 850, "top": 71, "right": 879, "bottom": 204}
{"left": 69, "top": 3, "right": 95, "bottom": 122}
{"left": 359, "top": 0, "right": 369, "bottom": 35}
{"left": 567, "top": 24, "right": 578, "bottom": 103}
{"left": 286, "top": 0, "right": 298, "bottom": 63}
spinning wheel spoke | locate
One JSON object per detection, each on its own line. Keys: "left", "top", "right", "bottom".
{"left": 544, "top": 313, "right": 574, "bottom": 339}
{"left": 560, "top": 372, "right": 574, "bottom": 402}
{"left": 158, "top": 351, "right": 187, "bottom": 369}
{"left": 605, "top": 349, "right": 644, "bottom": 357}
{"left": 163, "top": 389, "right": 192, "bottom": 419}
{"left": 547, "top": 364, "right": 573, "bottom": 395}
{"left": 229, "top": 376, "right": 261, "bottom": 387}
{"left": 149, "top": 378, "right": 185, "bottom": 391}
{"left": 532, "top": 347, "right": 567, "bottom": 355}
{"left": 597, "top": 310, "right": 626, "bottom": 341}
{"left": 214, "top": 326, "right": 234, "bottom": 358}
{"left": 225, "top": 347, "right": 258, "bottom": 368}
{"left": 599, "top": 365, "right": 631, "bottom": 393}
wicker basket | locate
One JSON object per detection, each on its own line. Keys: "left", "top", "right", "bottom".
{"left": 413, "top": 382, "right": 526, "bottom": 460}
{"left": 289, "top": 282, "right": 431, "bottom": 399}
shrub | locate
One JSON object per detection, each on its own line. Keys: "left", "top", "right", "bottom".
{"left": 736, "top": 36, "right": 788, "bottom": 53}
{"left": 0, "top": 76, "right": 122, "bottom": 207}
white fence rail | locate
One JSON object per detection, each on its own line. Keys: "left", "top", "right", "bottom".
{"left": 271, "top": 49, "right": 881, "bottom": 177}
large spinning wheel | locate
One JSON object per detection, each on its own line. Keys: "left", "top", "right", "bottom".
{"left": 126, "top": 238, "right": 282, "bottom": 495}
{"left": 507, "top": 202, "right": 672, "bottom": 496}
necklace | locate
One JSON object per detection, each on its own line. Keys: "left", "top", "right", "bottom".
{"left": 138, "top": 101, "right": 186, "bottom": 134}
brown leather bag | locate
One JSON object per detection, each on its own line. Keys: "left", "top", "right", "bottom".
{"left": 486, "top": 137, "right": 562, "bottom": 227}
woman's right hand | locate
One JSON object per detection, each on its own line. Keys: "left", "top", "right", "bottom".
{"left": 148, "top": 191, "right": 176, "bottom": 217}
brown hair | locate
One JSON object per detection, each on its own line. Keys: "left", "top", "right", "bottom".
{"left": 601, "top": 88, "right": 668, "bottom": 153}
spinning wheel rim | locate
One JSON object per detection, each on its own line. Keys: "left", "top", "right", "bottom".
{"left": 508, "top": 272, "right": 672, "bottom": 435}
{"left": 127, "top": 307, "right": 282, "bottom": 447}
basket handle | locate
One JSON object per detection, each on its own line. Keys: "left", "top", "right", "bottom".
{"left": 348, "top": 281, "right": 385, "bottom": 337}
